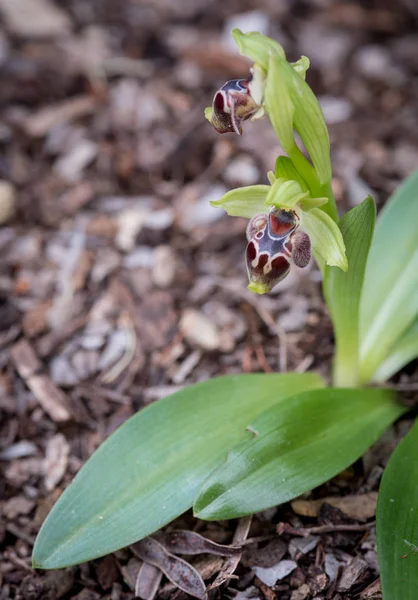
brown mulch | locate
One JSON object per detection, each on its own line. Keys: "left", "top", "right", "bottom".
{"left": 1, "top": 0, "right": 418, "bottom": 599}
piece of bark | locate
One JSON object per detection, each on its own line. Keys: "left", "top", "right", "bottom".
{"left": 338, "top": 557, "right": 369, "bottom": 592}
{"left": 22, "top": 96, "right": 96, "bottom": 138}
{"left": 11, "top": 339, "right": 71, "bottom": 421}
{"left": 291, "top": 492, "right": 378, "bottom": 522}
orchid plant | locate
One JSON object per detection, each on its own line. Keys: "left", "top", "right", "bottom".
{"left": 33, "top": 30, "right": 418, "bottom": 600}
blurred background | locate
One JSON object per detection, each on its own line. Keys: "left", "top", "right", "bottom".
{"left": 0, "top": 0, "right": 418, "bottom": 598}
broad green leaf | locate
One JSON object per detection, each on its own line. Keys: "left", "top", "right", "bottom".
{"left": 194, "top": 387, "right": 404, "bottom": 520}
{"left": 232, "top": 29, "right": 285, "bottom": 71}
{"left": 301, "top": 208, "right": 347, "bottom": 271}
{"left": 377, "top": 419, "right": 418, "bottom": 600}
{"left": 265, "top": 55, "right": 295, "bottom": 155}
{"left": 360, "top": 171, "right": 418, "bottom": 383}
{"left": 324, "top": 197, "right": 376, "bottom": 387}
{"left": 32, "top": 373, "right": 323, "bottom": 569}
{"left": 210, "top": 185, "right": 269, "bottom": 219}
{"left": 373, "top": 317, "right": 418, "bottom": 382}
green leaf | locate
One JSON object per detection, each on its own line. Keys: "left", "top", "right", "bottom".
{"left": 373, "top": 317, "right": 418, "bottom": 382}
{"left": 301, "top": 208, "right": 347, "bottom": 271}
{"left": 377, "top": 418, "right": 418, "bottom": 600}
{"left": 210, "top": 185, "right": 270, "bottom": 219}
{"left": 324, "top": 197, "right": 376, "bottom": 387}
{"left": 232, "top": 29, "right": 285, "bottom": 71}
{"left": 32, "top": 373, "right": 323, "bottom": 569}
{"left": 360, "top": 171, "right": 418, "bottom": 383}
{"left": 194, "top": 387, "right": 404, "bottom": 521}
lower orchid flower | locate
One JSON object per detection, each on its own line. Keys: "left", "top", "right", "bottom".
{"left": 211, "top": 161, "right": 347, "bottom": 294}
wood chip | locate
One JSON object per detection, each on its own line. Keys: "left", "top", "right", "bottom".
{"left": 360, "top": 578, "right": 382, "bottom": 599}
{"left": 22, "top": 96, "right": 96, "bottom": 138}
{"left": 337, "top": 556, "right": 369, "bottom": 592}
{"left": 0, "top": 0, "right": 71, "bottom": 38}
{"left": 291, "top": 492, "right": 378, "bottom": 522}
{"left": 11, "top": 339, "right": 71, "bottom": 422}
{"left": 43, "top": 433, "right": 70, "bottom": 491}
{"left": 179, "top": 308, "right": 221, "bottom": 351}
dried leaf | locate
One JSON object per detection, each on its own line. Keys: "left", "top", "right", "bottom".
{"left": 135, "top": 562, "right": 162, "bottom": 600}
{"left": 208, "top": 516, "right": 252, "bottom": 590}
{"left": 132, "top": 537, "right": 206, "bottom": 600}
{"left": 160, "top": 530, "right": 241, "bottom": 557}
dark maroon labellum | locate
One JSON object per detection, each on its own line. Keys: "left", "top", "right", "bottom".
{"left": 211, "top": 76, "right": 259, "bottom": 135}
{"left": 246, "top": 209, "right": 311, "bottom": 293}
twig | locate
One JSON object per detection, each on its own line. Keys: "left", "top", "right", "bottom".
{"left": 277, "top": 521, "right": 375, "bottom": 537}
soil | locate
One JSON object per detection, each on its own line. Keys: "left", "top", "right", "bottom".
{"left": 1, "top": 1, "right": 418, "bottom": 599}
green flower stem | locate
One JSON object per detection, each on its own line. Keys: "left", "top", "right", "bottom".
{"left": 318, "top": 181, "right": 338, "bottom": 222}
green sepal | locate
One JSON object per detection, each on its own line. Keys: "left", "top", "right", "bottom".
{"left": 232, "top": 29, "right": 285, "bottom": 71}
{"left": 302, "top": 208, "right": 347, "bottom": 271}
{"left": 291, "top": 55, "right": 310, "bottom": 80}
{"left": 211, "top": 185, "right": 270, "bottom": 218}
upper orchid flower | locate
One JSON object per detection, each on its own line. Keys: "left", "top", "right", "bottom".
{"left": 206, "top": 29, "right": 337, "bottom": 221}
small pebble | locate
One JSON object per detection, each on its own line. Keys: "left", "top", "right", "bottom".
{"left": 254, "top": 560, "right": 297, "bottom": 587}
{"left": 153, "top": 245, "right": 176, "bottom": 288}
{"left": 180, "top": 308, "right": 221, "bottom": 351}
{"left": 0, "top": 180, "right": 15, "bottom": 224}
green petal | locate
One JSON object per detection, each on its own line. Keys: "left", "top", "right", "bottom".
{"left": 232, "top": 29, "right": 285, "bottom": 71}
{"left": 300, "top": 197, "right": 328, "bottom": 211}
{"left": 266, "top": 178, "right": 308, "bottom": 210}
{"left": 210, "top": 185, "right": 270, "bottom": 218}
{"left": 302, "top": 208, "right": 347, "bottom": 271}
